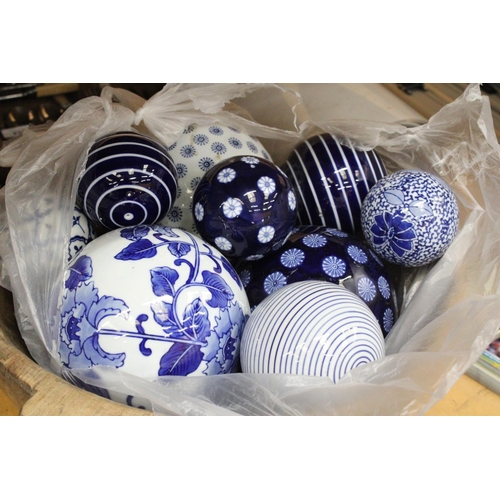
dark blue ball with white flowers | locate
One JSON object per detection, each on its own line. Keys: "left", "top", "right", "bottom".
{"left": 192, "top": 155, "right": 297, "bottom": 260}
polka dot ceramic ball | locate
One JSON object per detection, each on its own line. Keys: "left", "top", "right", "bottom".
{"left": 159, "top": 123, "right": 271, "bottom": 234}
{"left": 240, "top": 280, "right": 385, "bottom": 383}
{"left": 281, "top": 133, "right": 387, "bottom": 234}
{"left": 192, "top": 155, "right": 297, "bottom": 261}
{"left": 77, "top": 131, "right": 178, "bottom": 232}
{"left": 236, "top": 225, "right": 397, "bottom": 337}
{"left": 361, "top": 170, "right": 460, "bottom": 267}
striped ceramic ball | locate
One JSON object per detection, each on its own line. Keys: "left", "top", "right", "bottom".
{"left": 240, "top": 280, "right": 385, "bottom": 383}
{"left": 281, "top": 133, "right": 387, "bottom": 234}
{"left": 77, "top": 131, "right": 178, "bottom": 232}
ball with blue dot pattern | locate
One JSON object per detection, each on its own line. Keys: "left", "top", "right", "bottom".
{"left": 193, "top": 155, "right": 297, "bottom": 260}
{"left": 159, "top": 123, "right": 271, "bottom": 234}
{"left": 235, "top": 225, "right": 398, "bottom": 337}
{"left": 361, "top": 170, "right": 460, "bottom": 267}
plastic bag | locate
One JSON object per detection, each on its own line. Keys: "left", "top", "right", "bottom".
{"left": 1, "top": 83, "right": 500, "bottom": 415}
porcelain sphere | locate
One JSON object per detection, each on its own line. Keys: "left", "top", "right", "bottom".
{"left": 68, "top": 206, "right": 96, "bottom": 262}
{"left": 236, "top": 225, "right": 397, "bottom": 337}
{"left": 361, "top": 170, "right": 460, "bottom": 267}
{"left": 159, "top": 123, "right": 271, "bottom": 234}
{"left": 240, "top": 280, "right": 385, "bottom": 383}
{"left": 57, "top": 225, "right": 251, "bottom": 382}
{"left": 280, "top": 133, "right": 387, "bottom": 234}
{"left": 192, "top": 155, "right": 297, "bottom": 260}
{"left": 77, "top": 131, "right": 178, "bottom": 232}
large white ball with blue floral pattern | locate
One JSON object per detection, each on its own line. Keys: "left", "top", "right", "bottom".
{"left": 361, "top": 170, "right": 460, "bottom": 267}
{"left": 159, "top": 123, "right": 271, "bottom": 234}
{"left": 192, "top": 155, "right": 297, "bottom": 260}
{"left": 57, "top": 225, "right": 250, "bottom": 386}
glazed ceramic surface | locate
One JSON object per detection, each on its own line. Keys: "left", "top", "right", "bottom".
{"left": 240, "top": 280, "right": 385, "bottom": 383}
{"left": 68, "top": 206, "right": 96, "bottom": 262}
{"left": 281, "top": 133, "right": 387, "bottom": 234}
{"left": 77, "top": 131, "right": 178, "bottom": 232}
{"left": 193, "top": 155, "right": 297, "bottom": 260}
{"left": 361, "top": 170, "right": 460, "bottom": 267}
{"left": 159, "top": 123, "right": 271, "bottom": 234}
{"left": 236, "top": 225, "right": 397, "bottom": 337}
{"left": 58, "top": 225, "right": 250, "bottom": 382}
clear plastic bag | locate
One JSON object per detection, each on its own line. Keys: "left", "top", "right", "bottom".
{"left": 1, "top": 83, "right": 499, "bottom": 415}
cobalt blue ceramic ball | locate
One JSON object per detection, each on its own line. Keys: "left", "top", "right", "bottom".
{"left": 192, "top": 155, "right": 297, "bottom": 260}
{"left": 361, "top": 170, "right": 460, "bottom": 267}
{"left": 77, "top": 131, "right": 178, "bottom": 232}
{"left": 236, "top": 225, "right": 398, "bottom": 337}
{"left": 281, "top": 133, "right": 387, "bottom": 234}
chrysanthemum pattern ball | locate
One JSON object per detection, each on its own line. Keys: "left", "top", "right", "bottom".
{"left": 193, "top": 155, "right": 297, "bottom": 260}
{"left": 236, "top": 225, "right": 397, "bottom": 337}
{"left": 159, "top": 123, "right": 271, "bottom": 234}
{"left": 77, "top": 131, "right": 178, "bottom": 232}
{"left": 281, "top": 133, "right": 387, "bottom": 234}
{"left": 361, "top": 170, "right": 460, "bottom": 267}
{"left": 58, "top": 225, "right": 250, "bottom": 385}
{"left": 240, "top": 280, "right": 385, "bottom": 383}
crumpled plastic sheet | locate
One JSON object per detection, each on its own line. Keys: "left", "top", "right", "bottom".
{"left": 1, "top": 83, "right": 500, "bottom": 415}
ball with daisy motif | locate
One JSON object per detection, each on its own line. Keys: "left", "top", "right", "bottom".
{"left": 159, "top": 123, "right": 271, "bottom": 234}
{"left": 235, "top": 225, "right": 398, "bottom": 337}
{"left": 192, "top": 155, "right": 297, "bottom": 261}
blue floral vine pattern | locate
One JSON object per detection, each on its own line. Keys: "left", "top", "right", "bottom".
{"left": 58, "top": 225, "right": 248, "bottom": 377}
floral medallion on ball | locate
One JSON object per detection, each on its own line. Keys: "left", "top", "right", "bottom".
{"left": 235, "top": 225, "right": 398, "bottom": 337}
{"left": 361, "top": 170, "right": 460, "bottom": 267}
{"left": 57, "top": 225, "right": 250, "bottom": 381}
{"left": 192, "top": 155, "right": 297, "bottom": 261}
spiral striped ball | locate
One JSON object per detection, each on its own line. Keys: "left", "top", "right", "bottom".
{"left": 240, "top": 280, "right": 385, "bottom": 383}
{"left": 77, "top": 131, "right": 178, "bottom": 232}
{"left": 281, "top": 133, "right": 387, "bottom": 234}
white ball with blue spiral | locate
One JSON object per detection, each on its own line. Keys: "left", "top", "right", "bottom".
{"left": 240, "top": 280, "right": 385, "bottom": 383}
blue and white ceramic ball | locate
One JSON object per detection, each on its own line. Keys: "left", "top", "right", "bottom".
{"left": 159, "top": 123, "right": 271, "bottom": 234}
{"left": 68, "top": 206, "right": 96, "bottom": 262}
{"left": 236, "top": 225, "right": 397, "bottom": 337}
{"left": 361, "top": 170, "right": 460, "bottom": 267}
{"left": 77, "top": 131, "right": 178, "bottom": 232}
{"left": 240, "top": 280, "right": 385, "bottom": 383}
{"left": 193, "top": 155, "right": 297, "bottom": 260}
{"left": 57, "top": 225, "right": 250, "bottom": 383}
{"left": 281, "top": 133, "right": 387, "bottom": 234}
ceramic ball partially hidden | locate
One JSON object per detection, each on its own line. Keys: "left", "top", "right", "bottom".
{"left": 159, "top": 123, "right": 271, "bottom": 234}
{"left": 361, "top": 170, "right": 460, "bottom": 267}
{"left": 68, "top": 206, "right": 96, "bottom": 262}
{"left": 236, "top": 225, "right": 397, "bottom": 337}
{"left": 57, "top": 225, "right": 250, "bottom": 385}
{"left": 240, "top": 280, "right": 385, "bottom": 383}
{"left": 281, "top": 133, "right": 387, "bottom": 234}
{"left": 192, "top": 155, "right": 297, "bottom": 260}
{"left": 77, "top": 131, "right": 178, "bottom": 232}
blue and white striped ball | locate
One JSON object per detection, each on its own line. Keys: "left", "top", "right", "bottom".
{"left": 281, "top": 133, "right": 387, "bottom": 234}
{"left": 77, "top": 131, "right": 178, "bottom": 232}
{"left": 240, "top": 280, "right": 385, "bottom": 383}
{"left": 361, "top": 170, "right": 460, "bottom": 267}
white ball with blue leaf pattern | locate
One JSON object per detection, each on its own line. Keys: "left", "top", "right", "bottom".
{"left": 57, "top": 225, "right": 251, "bottom": 392}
